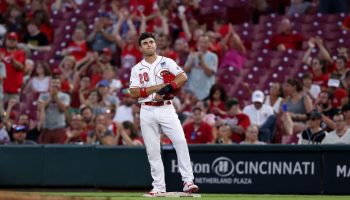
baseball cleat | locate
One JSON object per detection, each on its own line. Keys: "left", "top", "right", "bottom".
{"left": 183, "top": 182, "right": 199, "bottom": 193}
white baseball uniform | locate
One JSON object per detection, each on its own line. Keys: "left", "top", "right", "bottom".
{"left": 130, "top": 55, "right": 194, "bottom": 192}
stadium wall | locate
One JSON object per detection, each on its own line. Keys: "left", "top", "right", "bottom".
{"left": 0, "top": 145, "right": 349, "bottom": 194}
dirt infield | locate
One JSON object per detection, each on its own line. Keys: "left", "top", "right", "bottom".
{"left": 0, "top": 191, "right": 97, "bottom": 200}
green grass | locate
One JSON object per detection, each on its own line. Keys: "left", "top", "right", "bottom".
{"left": 40, "top": 192, "right": 350, "bottom": 200}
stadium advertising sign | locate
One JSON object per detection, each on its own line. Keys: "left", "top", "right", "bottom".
{"left": 323, "top": 151, "right": 350, "bottom": 194}
{"left": 164, "top": 151, "right": 321, "bottom": 194}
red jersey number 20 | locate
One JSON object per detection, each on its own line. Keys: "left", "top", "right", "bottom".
{"left": 139, "top": 72, "right": 150, "bottom": 84}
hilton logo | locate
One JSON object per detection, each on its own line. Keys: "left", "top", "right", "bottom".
{"left": 212, "top": 157, "right": 234, "bottom": 177}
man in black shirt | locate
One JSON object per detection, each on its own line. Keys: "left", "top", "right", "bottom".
{"left": 22, "top": 20, "right": 50, "bottom": 51}
{"left": 298, "top": 110, "right": 326, "bottom": 144}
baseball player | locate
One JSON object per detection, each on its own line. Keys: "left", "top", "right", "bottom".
{"left": 129, "top": 32, "right": 198, "bottom": 196}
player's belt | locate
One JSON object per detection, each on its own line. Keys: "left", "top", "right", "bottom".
{"left": 143, "top": 101, "right": 172, "bottom": 106}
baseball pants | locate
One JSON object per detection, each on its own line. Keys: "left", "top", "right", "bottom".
{"left": 140, "top": 104, "right": 194, "bottom": 192}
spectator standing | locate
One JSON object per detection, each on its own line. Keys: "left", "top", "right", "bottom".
{"left": 37, "top": 77, "right": 70, "bottom": 144}
{"left": 219, "top": 24, "right": 247, "bottom": 71}
{"left": 87, "top": 12, "right": 116, "bottom": 53}
{"left": 22, "top": 20, "right": 50, "bottom": 52}
{"left": 184, "top": 34, "right": 218, "bottom": 100}
{"left": 0, "top": 32, "right": 26, "bottom": 103}
{"left": 63, "top": 28, "right": 88, "bottom": 61}
{"left": 114, "top": 11, "right": 142, "bottom": 69}
{"left": 174, "top": 38, "right": 190, "bottom": 67}
{"left": 23, "top": 61, "right": 51, "bottom": 93}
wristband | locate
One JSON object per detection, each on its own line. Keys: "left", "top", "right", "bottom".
{"left": 140, "top": 88, "right": 148, "bottom": 97}
{"left": 170, "top": 82, "right": 177, "bottom": 90}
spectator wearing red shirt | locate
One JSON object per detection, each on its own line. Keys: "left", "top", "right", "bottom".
{"left": 336, "top": 47, "right": 350, "bottom": 69}
{"left": 302, "top": 36, "right": 335, "bottom": 74}
{"left": 183, "top": 107, "right": 214, "bottom": 144}
{"left": 32, "top": 9, "right": 53, "bottom": 43}
{"left": 222, "top": 98, "right": 251, "bottom": 143}
{"left": 174, "top": 38, "right": 190, "bottom": 67}
{"left": 121, "top": 121, "right": 143, "bottom": 145}
{"left": 114, "top": 13, "right": 142, "bottom": 69}
{"left": 342, "top": 15, "right": 350, "bottom": 30}
{"left": 205, "top": 84, "right": 227, "bottom": 118}
{"left": 156, "top": 33, "right": 180, "bottom": 63}
{"left": 63, "top": 28, "right": 88, "bottom": 61}
{"left": 268, "top": 18, "right": 304, "bottom": 51}
{"left": 128, "top": 0, "right": 159, "bottom": 32}
{"left": 0, "top": 32, "right": 25, "bottom": 102}
{"left": 310, "top": 57, "right": 329, "bottom": 88}
{"left": 65, "top": 114, "right": 88, "bottom": 144}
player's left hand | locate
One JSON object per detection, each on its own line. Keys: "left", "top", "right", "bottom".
{"left": 154, "top": 93, "right": 165, "bottom": 102}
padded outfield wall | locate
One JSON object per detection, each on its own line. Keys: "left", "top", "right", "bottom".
{"left": 0, "top": 145, "right": 349, "bottom": 194}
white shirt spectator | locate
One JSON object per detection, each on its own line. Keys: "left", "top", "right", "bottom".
{"left": 264, "top": 95, "right": 283, "bottom": 114}
{"left": 308, "top": 84, "right": 321, "bottom": 100}
{"left": 322, "top": 129, "right": 350, "bottom": 144}
{"left": 113, "top": 105, "right": 133, "bottom": 123}
{"left": 243, "top": 104, "right": 274, "bottom": 126}
{"left": 31, "top": 77, "right": 50, "bottom": 93}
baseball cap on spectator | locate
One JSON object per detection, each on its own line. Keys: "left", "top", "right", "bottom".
{"left": 333, "top": 88, "right": 347, "bottom": 108}
{"left": 226, "top": 98, "right": 239, "bottom": 109}
{"left": 252, "top": 90, "right": 264, "bottom": 103}
{"left": 102, "top": 47, "right": 112, "bottom": 55}
{"left": 13, "top": 124, "right": 27, "bottom": 133}
{"left": 307, "top": 110, "right": 322, "bottom": 120}
{"left": 218, "top": 24, "right": 229, "bottom": 37}
{"left": 7, "top": 32, "right": 18, "bottom": 41}
{"left": 98, "top": 79, "right": 110, "bottom": 87}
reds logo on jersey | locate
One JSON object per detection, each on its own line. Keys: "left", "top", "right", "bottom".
{"left": 156, "top": 69, "right": 168, "bottom": 79}
{"left": 156, "top": 69, "right": 175, "bottom": 83}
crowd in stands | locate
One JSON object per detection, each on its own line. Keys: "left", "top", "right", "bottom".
{"left": 0, "top": 0, "right": 350, "bottom": 146}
